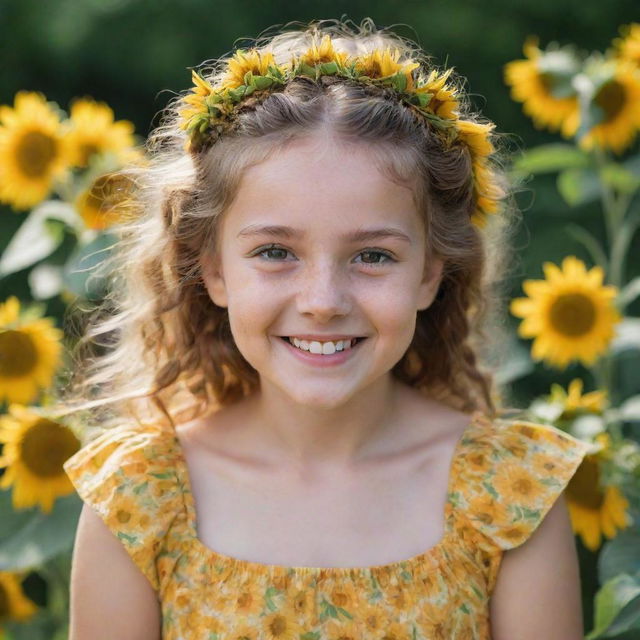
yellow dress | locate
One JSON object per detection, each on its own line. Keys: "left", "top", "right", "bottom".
{"left": 62, "top": 410, "right": 592, "bottom": 639}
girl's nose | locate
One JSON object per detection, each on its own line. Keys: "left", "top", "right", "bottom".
{"left": 295, "top": 262, "right": 352, "bottom": 320}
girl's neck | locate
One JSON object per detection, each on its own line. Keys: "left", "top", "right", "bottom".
{"left": 247, "top": 375, "right": 400, "bottom": 472}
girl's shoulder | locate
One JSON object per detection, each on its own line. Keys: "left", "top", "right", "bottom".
{"left": 451, "top": 413, "right": 594, "bottom": 552}
{"left": 63, "top": 421, "right": 185, "bottom": 592}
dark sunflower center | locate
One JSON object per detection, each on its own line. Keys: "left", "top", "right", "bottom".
{"left": 549, "top": 293, "right": 596, "bottom": 337}
{"left": 594, "top": 80, "right": 626, "bottom": 122}
{"left": 0, "top": 582, "right": 8, "bottom": 617}
{"left": 21, "top": 419, "right": 81, "bottom": 477}
{"left": 0, "top": 330, "right": 38, "bottom": 377}
{"left": 566, "top": 457, "right": 604, "bottom": 509}
{"left": 16, "top": 131, "right": 58, "bottom": 177}
{"left": 362, "top": 61, "right": 383, "bottom": 78}
{"left": 86, "top": 173, "right": 134, "bottom": 211}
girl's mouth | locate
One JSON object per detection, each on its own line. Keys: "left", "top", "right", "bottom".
{"left": 277, "top": 336, "right": 367, "bottom": 366}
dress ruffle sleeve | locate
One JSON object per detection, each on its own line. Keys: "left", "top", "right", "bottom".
{"left": 453, "top": 418, "right": 594, "bottom": 552}
{"left": 62, "top": 423, "right": 182, "bottom": 592}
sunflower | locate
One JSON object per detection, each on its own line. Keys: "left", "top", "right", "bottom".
{"left": 260, "top": 606, "right": 304, "bottom": 639}
{"left": 548, "top": 378, "right": 608, "bottom": 418}
{"left": 0, "top": 571, "right": 39, "bottom": 624}
{"left": 0, "top": 91, "right": 70, "bottom": 211}
{"left": 565, "top": 432, "right": 631, "bottom": 551}
{"left": 62, "top": 97, "right": 138, "bottom": 168}
{"left": 504, "top": 36, "right": 580, "bottom": 139}
{"left": 577, "top": 57, "right": 640, "bottom": 156}
{"left": 0, "top": 404, "right": 80, "bottom": 513}
{"left": 220, "top": 47, "right": 278, "bottom": 90}
{"left": 75, "top": 171, "right": 140, "bottom": 230}
{"left": 0, "top": 296, "right": 63, "bottom": 405}
{"left": 510, "top": 256, "right": 621, "bottom": 369}
{"left": 612, "top": 22, "right": 640, "bottom": 68}
{"left": 298, "top": 33, "right": 351, "bottom": 72}
{"left": 354, "top": 44, "right": 420, "bottom": 91}
{"left": 414, "top": 67, "right": 459, "bottom": 118}
{"left": 456, "top": 120, "right": 505, "bottom": 228}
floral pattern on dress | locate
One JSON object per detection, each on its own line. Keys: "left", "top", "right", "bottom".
{"left": 63, "top": 410, "right": 591, "bottom": 639}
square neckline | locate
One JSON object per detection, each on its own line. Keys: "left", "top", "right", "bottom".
{"left": 169, "top": 409, "right": 488, "bottom": 576}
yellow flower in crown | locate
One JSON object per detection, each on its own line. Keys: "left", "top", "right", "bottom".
{"left": 297, "top": 33, "right": 351, "bottom": 71}
{"left": 353, "top": 44, "right": 420, "bottom": 91}
{"left": 456, "top": 120, "right": 505, "bottom": 228}
{"left": 177, "top": 71, "right": 219, "bottom": 132}
{"left": 177, "top": 35, "right": 505, "bottom": 228}
{"left": 221, "top": 47, "right": 279, "bottom": 90}
{"left": 414, "top": 67, "right": 460, "bottom": 119}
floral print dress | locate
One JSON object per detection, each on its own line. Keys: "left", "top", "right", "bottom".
{"left": 62, "top": 410, "right": 592, "bottom": 639}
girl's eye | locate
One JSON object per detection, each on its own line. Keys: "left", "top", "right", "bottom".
{"left": 251, "top": 244, "right": 396, "bottom": 267}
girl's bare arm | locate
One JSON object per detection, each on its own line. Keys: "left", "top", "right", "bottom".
{"left": 67, "top": 503, "right": 162, "bottom": 640}
{"left": 490, "top": 492, "right": 584, "bottom": 640}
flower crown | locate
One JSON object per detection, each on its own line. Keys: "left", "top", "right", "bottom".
{"left": 178, "top": 34, "right": 504, "bottom": 229}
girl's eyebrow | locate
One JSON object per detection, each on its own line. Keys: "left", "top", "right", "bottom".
{"left": 236, "top": 224, "right": 412, "bottom": 244}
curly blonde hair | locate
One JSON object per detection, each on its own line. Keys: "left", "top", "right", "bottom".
{"left": 53, "top": 17, "right": 524, "bottom": 438}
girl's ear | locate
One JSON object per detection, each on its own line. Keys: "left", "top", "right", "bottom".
{"left": 200, "top": 253, "right": 228, "bottom": 309}
{"left": 417, "top": 257, "right": 445, "bottom": 311}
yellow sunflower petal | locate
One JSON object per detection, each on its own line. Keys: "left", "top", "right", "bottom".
{"left": 0, "top": 91, "right": 70, "bottom": 210}
{"left": 0, "top": 406, "right": 80, "bottom": 513}
{"left": 510, "top": 256, "right": 621, "bottom": 369}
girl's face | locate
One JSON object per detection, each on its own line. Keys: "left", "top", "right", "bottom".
{"left": 201, "top": 136, "right": 444, "bottom": 409}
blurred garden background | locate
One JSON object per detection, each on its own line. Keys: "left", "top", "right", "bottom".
{"left": 1, "top": 0, "right": 640, "bottom": 638}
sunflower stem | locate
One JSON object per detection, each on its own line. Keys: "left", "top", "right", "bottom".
{"left": 591, "top": 144, "right": 627, "bottom": 441}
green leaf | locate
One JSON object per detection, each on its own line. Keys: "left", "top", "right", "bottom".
{"left": 390, "top": 72, "right": 407, "bottom": 93}
{"left": 604, "top": 595, "right": 640, "bottom": 636}
{"left": 600, "top": 164, "right": 640, "bottom": 195}
{"left": 512, "top": 144, "right": 591, "bottom": 176}
{"left": 0, "top": 201, "right": 80, "bottom": 277}
{"left": 297, "top": 62, "right": 318, "bottom": 78}
{"left": 618, "top": 395, "right": 640, "bottom": 422}
{"left": 413, "top": 92, "right": 432, "bottom": 108}
{"left": 227, "top": 86, "right": 246, "bottom": 102}
{"left": 557, "top": 167, "right": 602, "bottom": 206}
{"left": 619, "top": 277, "right": 640, "bottom": 308}
{"left": 267, "top": 64, "right": 285, "bottom": 81}
{"left": 28, "top": 262, "right": 64, "bottom": 300}
{"left": 0, "top": 491, "right": 81, "bottom": 571}
{"left": 598, "top": 529, "right": 640, "bottom": 584}
{"left": 610, "top": 318, "right": 640, "bottom": 355}
{"left": 251, "top": 75, "right": 273, "bottom": 90}
{"left": 204, "top": 93, "right": 223, "bottom": 106}
{"left": 587, "top": 574, "right": 640, "bottom": 639}
{"left": 564, "top": 223, "right": 608, "bottom": 270}
{"left": 318, "top": 61, "right": 338, "bottom": 75}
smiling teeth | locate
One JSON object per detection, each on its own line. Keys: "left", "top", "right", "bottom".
{"left": 288, "top": 337, "right": 356, "bottom": 354}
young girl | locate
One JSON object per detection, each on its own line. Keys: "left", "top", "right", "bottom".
{"left": 59, "top": 17, "right": 593, "bottom": 640}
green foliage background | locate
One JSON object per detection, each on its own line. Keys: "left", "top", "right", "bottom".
{"left": 1, "top": 0, "right": 639, "bottom": 636}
